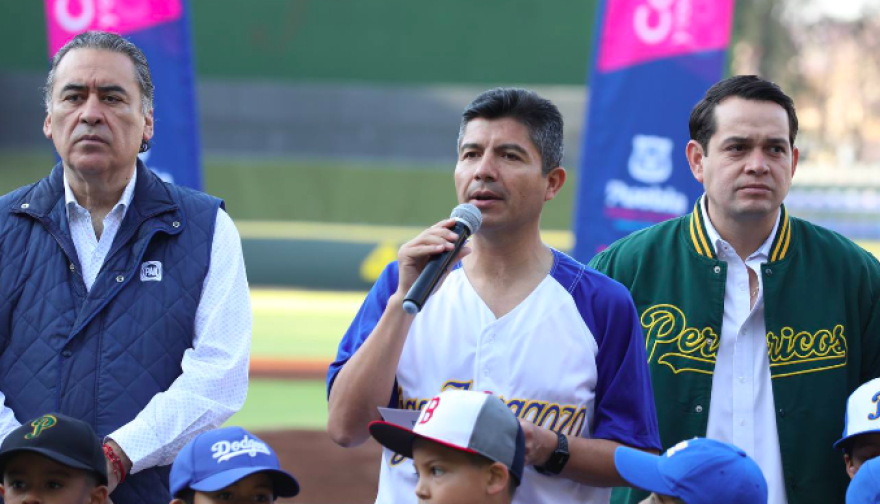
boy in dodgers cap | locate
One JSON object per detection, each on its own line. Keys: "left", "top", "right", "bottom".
{"left": 0, "top": 413, "right": 108, "bottom": 504}
{"left": 835, "top": 377, "right": 880, "bottom": 478}
{"left": 169, "top": 426, "right": 299, "bottom": 503}
{"left": 369, "top": 390, "right": 525, "bottom": 504}
{"left": 614, "top": 438, "right": 767, "bottom": 504}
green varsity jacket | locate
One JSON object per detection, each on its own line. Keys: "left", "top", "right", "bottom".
{"left": 590, "top": 202, "right": 880, "bottom": 504}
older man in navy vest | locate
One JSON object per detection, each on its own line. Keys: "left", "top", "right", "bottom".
{"left": 0, "top": 32, "right": 251, "bottom": 503}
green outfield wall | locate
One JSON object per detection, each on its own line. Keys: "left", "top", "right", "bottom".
{"left": 1, "top": 1, "right": 598, "bottom": 84}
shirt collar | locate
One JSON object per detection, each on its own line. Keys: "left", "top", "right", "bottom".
{"left": 64, "top": 165, "right": 138, "bottom": 218}
{"left": 700, "top": 194, "right": 780, "bottom": 261}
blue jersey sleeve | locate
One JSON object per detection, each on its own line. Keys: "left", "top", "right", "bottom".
{"left": 570, "top": 264, "right": 662, "bottom": 451}
{"left": 326, "top": 261, "right": 400, "bottom": 405}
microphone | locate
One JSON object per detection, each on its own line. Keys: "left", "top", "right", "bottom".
{"left": 402, "top": 204, "right": 482, "bottom": 314}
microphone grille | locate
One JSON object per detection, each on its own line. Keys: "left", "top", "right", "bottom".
{"left": 450, "top": 203, "right": 482, "bottom": 234}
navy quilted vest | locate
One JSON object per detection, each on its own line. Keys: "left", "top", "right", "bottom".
{"left": 0, "top": 160, "right": 221, "bottom": 504}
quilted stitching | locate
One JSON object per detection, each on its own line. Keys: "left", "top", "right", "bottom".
{"left": 0, "top": 164, "right": 220, "bottom": 504}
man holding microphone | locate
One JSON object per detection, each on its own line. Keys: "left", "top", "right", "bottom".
{"left": 327, "top": 88, "right": 660, "bottom": 503}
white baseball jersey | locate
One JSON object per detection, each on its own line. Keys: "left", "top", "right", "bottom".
{"left": 329, "top": 249, "right": 660, "bottom": 504}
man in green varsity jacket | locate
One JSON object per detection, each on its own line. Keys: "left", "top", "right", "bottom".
{"left": 590, "top": 75, "right": 880, "bottom": 504}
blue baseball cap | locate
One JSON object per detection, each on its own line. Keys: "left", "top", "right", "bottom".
{"left": 614, "top": 438, "right": 767, "bottom": 504}
{"left": 847, "top": 456, "right": 880, "bottom": 504}
{"left": 170, "top": 427, "right": 299, "bottom": 498}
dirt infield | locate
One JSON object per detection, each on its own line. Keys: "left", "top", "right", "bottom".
{"left": 258, "top": 429, "right": 382, "bottom": 504}
{"left": 251, "top": 357, "right": 330, "bottom": 380}
{"left": 251, "top": 358, "right": 382, "bottom": 503}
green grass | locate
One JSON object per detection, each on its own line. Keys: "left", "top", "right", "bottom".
{"left": 0, "top": 151, "right": 56, "bottom": 193}
{"left": 224, "top": 378, "right": 328, "bottom": 431}
{"left": 251, "top": 289, "right": 364, "bottom": 359}
{"left": 230, "top": 289, "right": 361, "bottom": 432}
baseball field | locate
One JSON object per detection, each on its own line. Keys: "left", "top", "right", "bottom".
{"left": 4, "top": 151, "right": 879, "bottom": 503}
{"left": 226, "top": 288, "right": 379, "bottom": 504}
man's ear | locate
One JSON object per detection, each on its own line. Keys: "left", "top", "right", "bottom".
{"left": 44, "top": 113, "right": 53, "bottom": 140}
{"left": 90, "top": 484, "right": 109, "bottom": 504}
{"left": 143, "top": 107, "right": 154, "bottom": 142}
{"left": 845, "top": 453, "right": 858, "bottom": 479}
{"left": 485, "top": 462, "right": 509, "bottom": 496}
{"left": 686, "top": 140, "right": 706, "bottom": 184}
{"left": 544, "top": 166, "right": 567, "bottom": 202}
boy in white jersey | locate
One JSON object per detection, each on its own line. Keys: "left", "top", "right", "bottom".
{"left": 328, "top": 87, "right": 660, "bottom": 504}
{"left": 371, "top": 390, "right": 524, "bottom": 504}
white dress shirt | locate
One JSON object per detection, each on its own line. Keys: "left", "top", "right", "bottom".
{"left": 0, "top": 167, "right": 251, "bottom": 473}
{"left": 702, "top": 195, "right": 788, "bottom": 504}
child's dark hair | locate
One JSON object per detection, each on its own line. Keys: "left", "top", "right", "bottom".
{"left": 175, "top": 488, "right": 195, "bottom": 504}
{"left": 174, "top": 486, "right": 276, "bottom": 503}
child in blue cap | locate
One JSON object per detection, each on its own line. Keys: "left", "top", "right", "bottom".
{"left": 614, "top": 438, "right": 767, "bottom": 504}
{"left": 169, "top": 426, "right": 299, "bottom": 503}
{"left": 847, "top": 456, "right": 880, "bottom": 503}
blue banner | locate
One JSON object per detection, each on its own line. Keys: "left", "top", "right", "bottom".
{"left": 572, "top": 0, "right": 735, "bottom": 260}
{"left": 46, "top": 0, "right": 202, "bottom": 190}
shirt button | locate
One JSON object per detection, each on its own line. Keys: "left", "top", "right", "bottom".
{"left": 713, "top": 266, "right": 721, "bottom": 274}
{"left": 779, "top": 409, "right": 786, "bottom": 417}
{"left": 20, "top": 203, "right": 29, "bottom": 209}
{"left": 739, "top": 376, "right": 745, "bottom": 383}
{"left": 740, "top": 420, "right": 745, "bottom": 426}
{"left": 695, "top": 405, "right": 703, "bottom": 413}
{"left": 172, "top": 221, "right": 181, "bottom": 228}
{"left": 765, "top": 268, "right": 773, "bottom": 275}
{"left": 738, "top": 282, "right": 747, "bottom": 290}
{"left": 69, "top": 263, "right": 75, "bottom": 271}
{"left": 116, "top": 275, "right": 125, "bottom": 283}
{"left": 61, "top": 350, "right": 72, "bottom": 358}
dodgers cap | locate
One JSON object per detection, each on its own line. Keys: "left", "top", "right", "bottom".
{"left": 614, "top": 438, "right": 767, "bottom": 504}
{"left": 847, "top": 456, "right": 880, "bottom": 504}
{"left": 0, "top": 413, "right": 108, "bottom": 485}
{"left": 369, "top": 390, "right": 525, "bottom": 484}
{"left": 170, "top": 426, "right": 299, "bottom": 498}
{"left": 835, "top": 378, "right": 880, "bottom": 450}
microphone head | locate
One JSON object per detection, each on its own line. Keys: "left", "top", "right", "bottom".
{"left": 450, "top": 204, "right": 482, "bottom": 235}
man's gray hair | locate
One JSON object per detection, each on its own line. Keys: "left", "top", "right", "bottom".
{"left": 44, "top": 31, "right": 153, "bottom": 115}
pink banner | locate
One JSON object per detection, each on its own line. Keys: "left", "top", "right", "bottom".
{"left": 45, "top": 0, "right": 182, "bottom": 55}
{"left": 597, "top": 0, "right": 734, "bottom": 72}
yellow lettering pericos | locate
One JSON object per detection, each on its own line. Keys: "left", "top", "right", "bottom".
{"left": 642, "top": 304, "right": 719, "bottom": 375}
{"left": 642, "top": 304, "right": 848, "bottom": 379}
{"left": 766, "top": 325, "right": 847, "bottom": 378}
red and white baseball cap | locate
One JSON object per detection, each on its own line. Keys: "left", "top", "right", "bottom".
{"left": 369, "top": 390, "right": 525, "bottom": 484}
